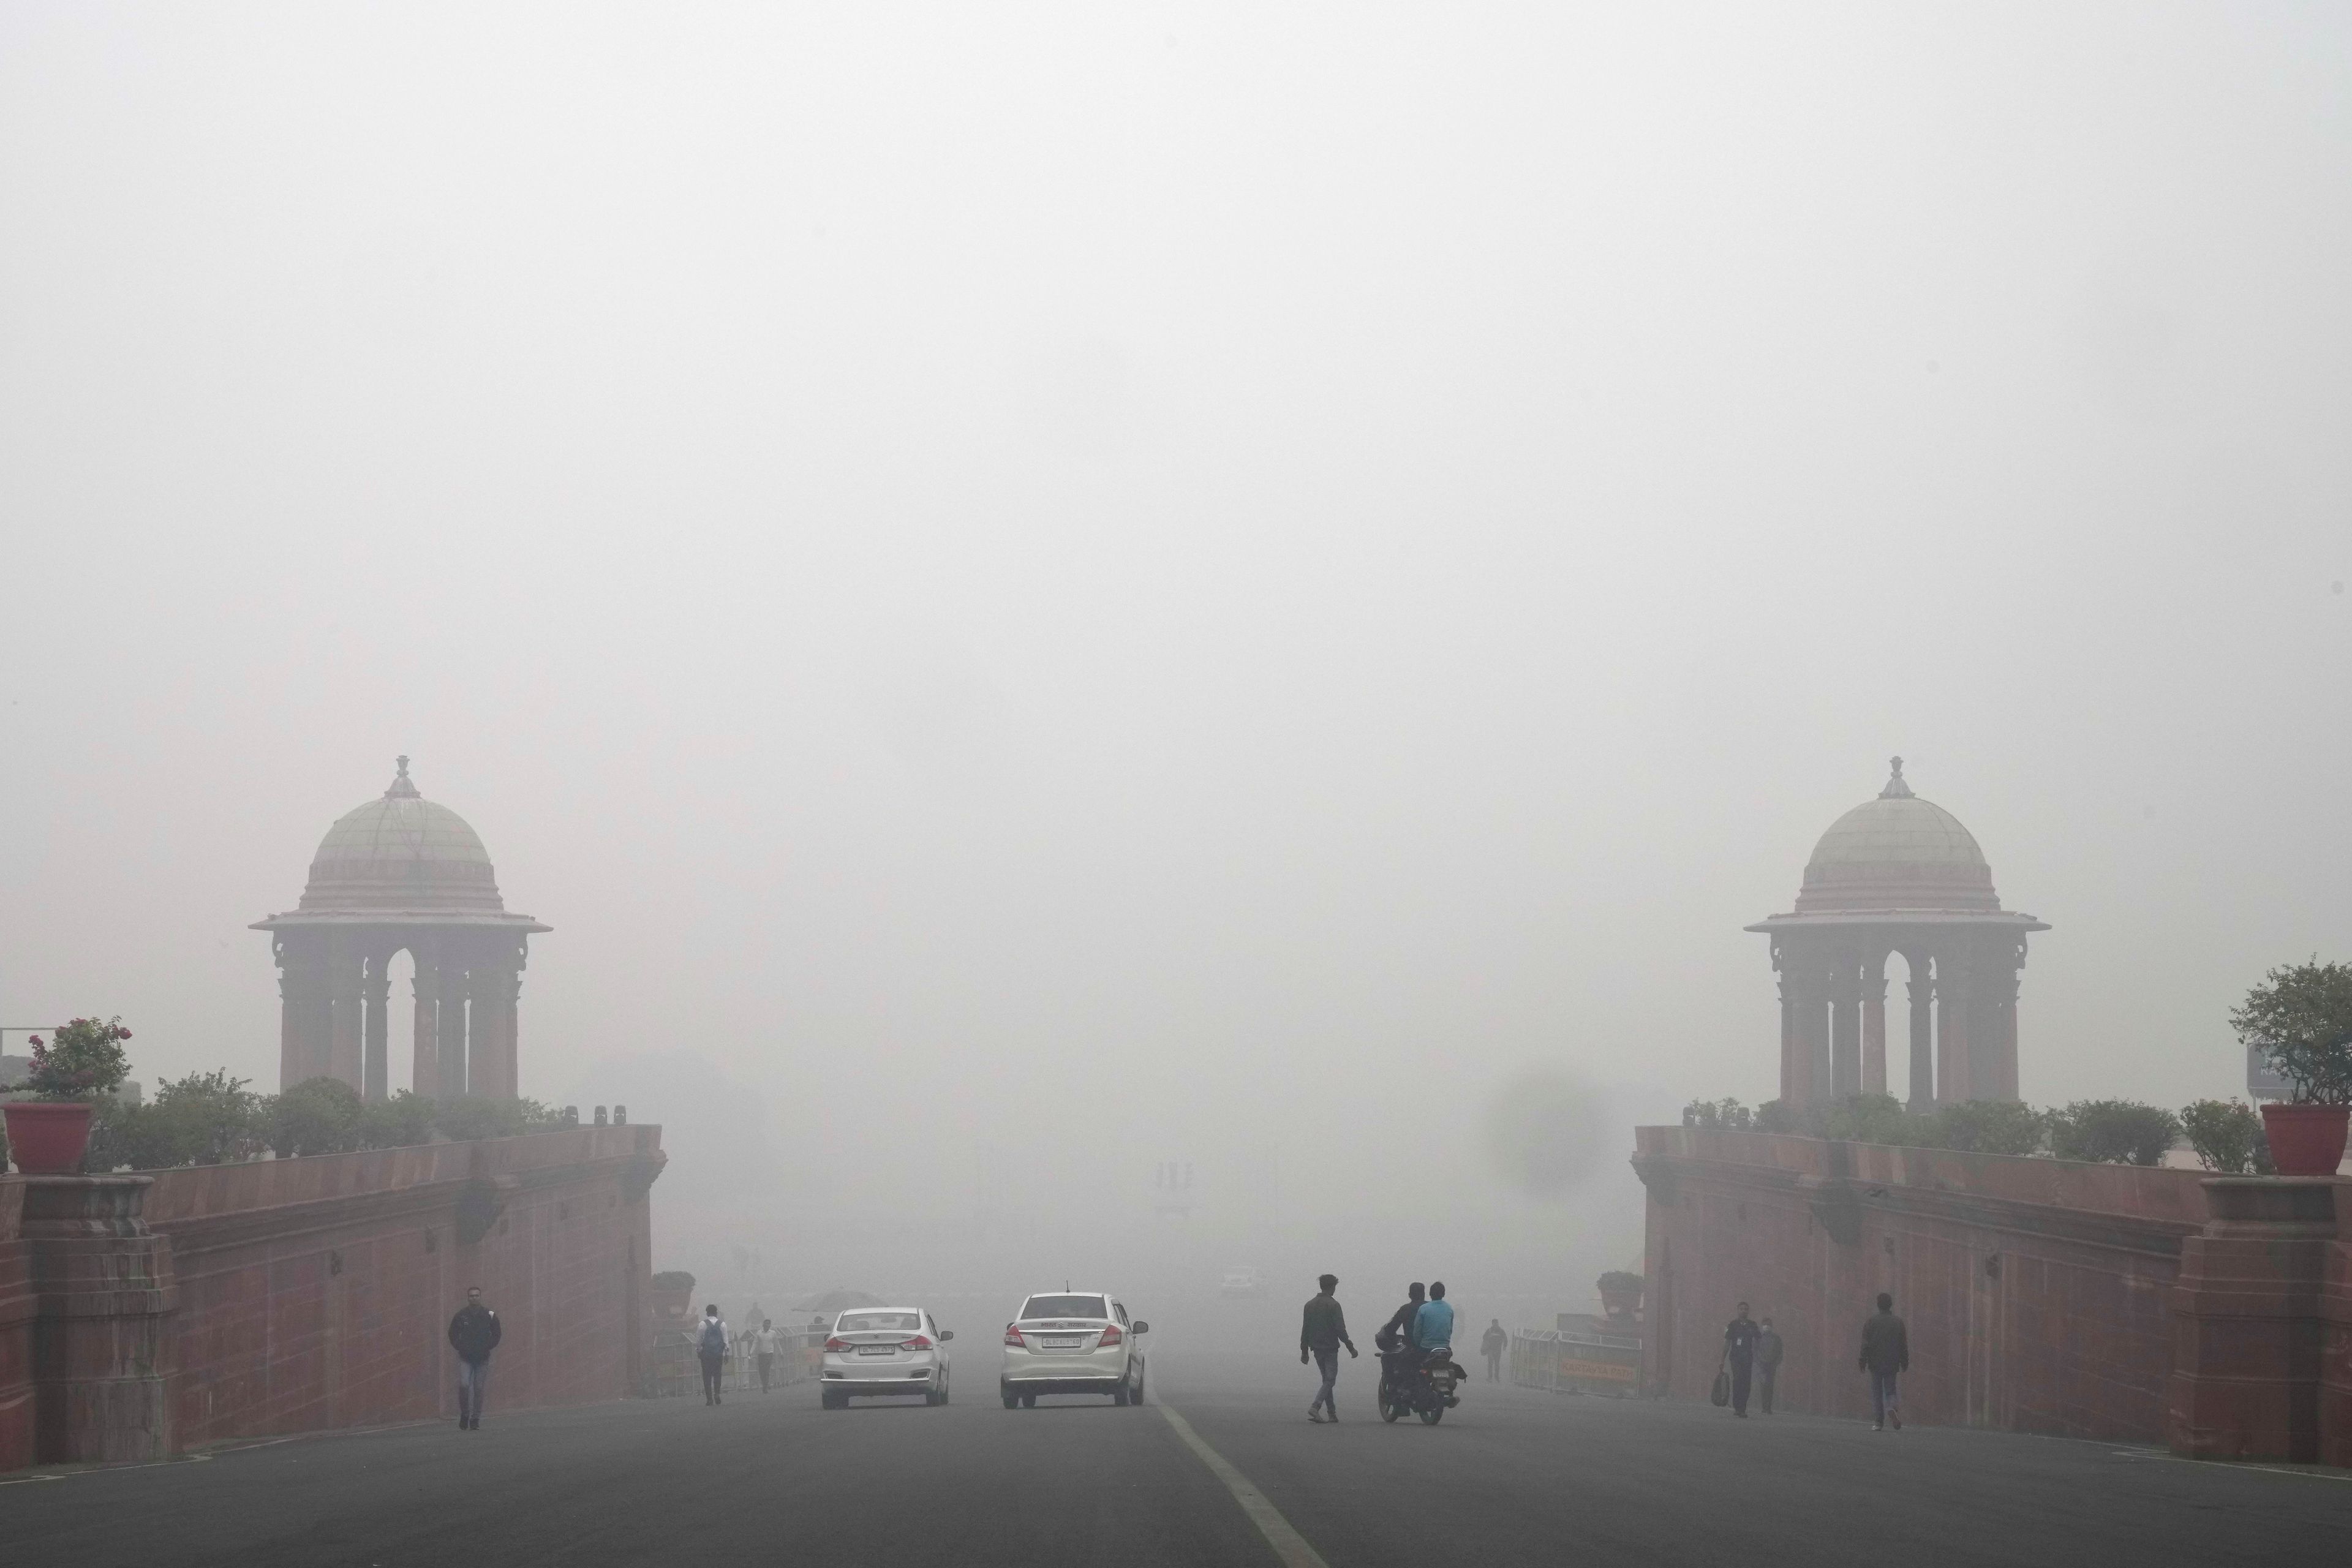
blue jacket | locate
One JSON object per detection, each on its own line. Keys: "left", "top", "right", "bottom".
{"left": 1414, "top": 1298, "right": 1455, "bottom": 1351}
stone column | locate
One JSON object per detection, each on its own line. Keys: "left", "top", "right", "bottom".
{"left": 437, "top": 952, "right": 470, "bottom": 1101}
{"left": 20, "top": 1176, "right": 177, "bottom": 1464}
{"left": 327, "top": 933, "right": 364, "bottom": 1092}
{"left": 1903, "top": 951, "right": 1934, "bottom": 1111}
{"left": 2169, "top": 1177, "right": 2335, "bottom": 1463}
{"left": 274, "top": 931, "right": 333, "bottom": 1091}
{"left": 467, "top": 949, "right": 522, "bottom": 1102}
{"left": 361, "top": 951, "right": 391, "bottom": 1102}
{"left": 1787, "top": 946, "right": 1831, "bottom": 1107}
{"left": 1986, "top": 940, "right": 2023, "bottom": 1102}
{"left": 1936, "top": 948, "right": 1972, "bottom": 1102}
{"left": 1829, "top": 957, "right": 1861, "bottom": 1101}
{"left": 412, "top": 937, "right": 442, "bottom": 1101}
{"left": 1860, "top": 951, "right": 1888, "bottom": 1098}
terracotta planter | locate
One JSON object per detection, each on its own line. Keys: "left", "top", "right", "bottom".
{"left": 1599, "top": 1285, "right": 1643, "bottom": 1321}
{"left": 2, "top": 1100, "right": 95, "bottom": 1175}
{"left": 2260, "top": 1102, "right": 2350, "bottom": 1177}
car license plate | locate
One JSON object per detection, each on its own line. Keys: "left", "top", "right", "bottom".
{"left": 856, "top": 1346, "right": 895, "bottom": 1356}
{"left": 1041, "top": 1336, "right": 1083, "bottom": 1349}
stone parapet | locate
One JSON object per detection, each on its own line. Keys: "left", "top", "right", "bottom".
{"left": 1, "top": 1121, "right": 663, "bottom": 1473}
{"left": 2167, "top": 1178, "right": 2337, "bottom": 1463}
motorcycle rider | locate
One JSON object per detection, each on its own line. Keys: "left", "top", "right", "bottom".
{"left": 1414, "top": 1281, "right": 1466, "bottom": 1401}
{"left": 1374, "top": 1282, "right": 1427, "bottom": 1406}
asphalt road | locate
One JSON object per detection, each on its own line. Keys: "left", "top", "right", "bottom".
{"left": 9, "top": 1326, "right": 2348, "bottom": 1566}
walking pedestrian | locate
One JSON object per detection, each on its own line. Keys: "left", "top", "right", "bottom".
{"left": 1722, "top": 1300, "right": 1759, "bottom": 1417}
{"left": 447, "top": 1284, "right": 502, "bottom": 1431}
{"left": 697, "top": 1304, "right": 730, "bottom": 1406}
{"left": 1480, "top": 1319, "right": 1507, "bottom": 1382}
{"left": 1299, "top": 1273, "right": 1359, "bottom": 1423}
{"left": 1860, "top": 1292, "right": 1908, "bottom": 1431}
{"left": 754, "top": 1318, "right": 780, "bottom": 1393}
{"left": 1755, "top": 1316, "right": 1783, "bottom": 1414}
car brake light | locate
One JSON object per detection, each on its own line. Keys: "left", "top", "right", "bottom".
{"left": 901, "top": 1334, "right": 932, "bottom": 1350}
{"left": 1003, "top": 1324, "right": 1025, "bottom": 1347}
{"left": 824, "top": 1336, "right": 850, "bottom": 1352}
{"left": 1097, "top": 1324, "right": 1123, "bottom": 1348}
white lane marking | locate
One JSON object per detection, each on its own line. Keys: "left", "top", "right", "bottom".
{"left": 2111, "top": 1447, "right": 2352, "bottom": 1483}
{"left": 1158, "top": 1404, "right": 1331, "bottom": 1568}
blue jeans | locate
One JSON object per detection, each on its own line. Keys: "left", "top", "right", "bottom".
{"left": 1310, "top": 1348, "right": 1340, "bottom": 1414}
{"left": 1869, "top": 1368, "right": 1900, "bottom": 1425}
{"left": 458, "top": 1359, "right": 490, "bottom": 1423}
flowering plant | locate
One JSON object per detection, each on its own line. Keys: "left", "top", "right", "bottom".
{"left": 24, "top": 1017, "right": 134, "bottom": 1102}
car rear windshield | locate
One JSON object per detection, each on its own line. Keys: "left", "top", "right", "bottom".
{"left": 1019, "top": 1295, "right": 1109, "bottom": 1321}
{"left": 837, "top": 1311, "right": 922, "bottom": 1333}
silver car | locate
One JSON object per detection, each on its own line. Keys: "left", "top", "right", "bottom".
{"left": 999, "top": 1291, "right": 1149, "bottom": 1408}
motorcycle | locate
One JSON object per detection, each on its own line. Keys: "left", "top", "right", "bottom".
{"left": 1377, "top": 1346, "right": 1461, "bottom": 1425}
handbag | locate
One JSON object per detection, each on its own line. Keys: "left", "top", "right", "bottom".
{"left": 1709, "top": 1348, "right": 1732, "bottom": 1408}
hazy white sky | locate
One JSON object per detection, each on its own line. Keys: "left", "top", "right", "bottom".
{"left": 4, "top": 4, "right": 2347, "bottom": 1295}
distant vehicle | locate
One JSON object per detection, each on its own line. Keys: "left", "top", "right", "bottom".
{"left": 1000, "top": 1291, "right": 1149, "bottom": 1408}
{"left": 1218, "top": 1267, "right": 1261, "bottom": 1297}
{"left": 820, "top": 1306, "right": 955, "bottom": 1409}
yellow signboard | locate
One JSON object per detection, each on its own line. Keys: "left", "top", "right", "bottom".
{"left": 1559, "top": 1357, "right": 1637, "bottom": 1382}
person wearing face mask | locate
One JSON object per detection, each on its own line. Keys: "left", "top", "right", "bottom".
{"left": 1754, "top": 1316, "right": 1784, "bottom": 1414}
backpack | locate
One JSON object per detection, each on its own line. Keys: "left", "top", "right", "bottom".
{"left": 699, "top": 1319, "right": 727, "bottom": 1355}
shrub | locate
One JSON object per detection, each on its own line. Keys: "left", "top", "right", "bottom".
{"left": 1754, "top": 1098, "right": 1809, "bottom": 1135}
{"left": 1819, "top": 1093, "right": 1917, "bottom": 1145}
{"left": 433, "top": 1095, "right": 531, "bottom": 1142}
{"left": 2179, "top": 1098, "right": 2272, "bottom": 1175}
{"left": 2231, "top": 959, "right": 2352, "bottom": 1106}
{"left": 24, "top": 1017, "right": 133, "bottom": 1101}
{"left": 150, "top": 1070, "right": 266, "bottom": 1164}
{"left": 1922, "top": 1099, "right": 2047, "bottom": 1156}
{"left": 270, "top": 1076, "right": 366, "bottom": 1156}
{"left": 2047, "top": 1099, "right": 2182, "bottom": 1166}
{"left": 1597, "top": 1270, "right": 1645, "bottom": 1294}
{"left": 360, "top": 1089, "right": 440, "bottom": 1150}
{"left": 1681, "top": 1098, "right": 1754, "bottom": 1131}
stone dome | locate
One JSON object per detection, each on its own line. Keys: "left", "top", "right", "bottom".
{"left": 1792, "top": 758, "right": 2001, "bottom": 914}
{"left": 293, "top": 757, "right": 507, "bottom": 914}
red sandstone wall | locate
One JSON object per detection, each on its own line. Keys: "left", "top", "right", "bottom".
{"left": 1635, "top": 1126, "right": 2204, "bottom": 1442}
{"left": 143, "top": 1123, "right": 662, "bottom": 1448}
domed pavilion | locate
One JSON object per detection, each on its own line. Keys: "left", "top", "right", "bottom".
{"left": 1746, "top": 759, "right": 2046, "bottom": 1108}
{"left": 254, "top": 758, "right": 549, "bottom": 1101}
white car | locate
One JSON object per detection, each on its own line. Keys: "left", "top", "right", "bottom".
{"left": 1000, "top": 1290, "right": 1150, "bottom": 1408}
{"left": 820, "top": 1306, "right": 955, "bottom": 1408}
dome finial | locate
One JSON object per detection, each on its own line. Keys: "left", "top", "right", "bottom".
{"left": 1879, "top": 755, "right": 1913, "bottom": 799}
{"left": 386, "top": 755, "right": 420, "bottom": 799}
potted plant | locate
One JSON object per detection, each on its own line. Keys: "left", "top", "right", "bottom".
{"left": 2, "top": 1016, "right": 132, "bottom": 1174}
{"left": 1597, "top": 1270, "right": 1645, "bottom": 1321}
{"left": 2231, "top": 961, "right": 2352, "bottom": 1177}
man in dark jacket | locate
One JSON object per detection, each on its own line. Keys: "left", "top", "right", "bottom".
{"left": 1298, "top": 1273, "right": 1358, "bottom": 1423}
{"left": 447, "top": 1285, "right": 502, "bottom": 1431}
{"left": 1374, "top": 1283, "right": 1427, "bottom": 1408}
{"left": 1481, "top": 1319, "right": 1508, "bottom": 1382}
{"left": 1754, "top": 1317, "right": 1784, "bottom": 1414}
{"left": 1723, "top": 1301, "right": 1760, "bottom": 1417}
{"left": 1860, "top": 1292, "right": 1909, "bottom": 1430}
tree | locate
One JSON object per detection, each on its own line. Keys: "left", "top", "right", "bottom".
{"left": 24, "top": 1016, "right": 132, "bottom": 1101}
{"left": 270, "top": 1076, "right": 365, "bottom": 1156}
{"left": 150, "top": 1070, "right": 266, "bottom": 1164}
{"left": 2179, "top": 1098, "right": 2272, "bottom": 1175}
{"left": 1923, "top": 1099, "right": 2046, "bottom": 1156}
{"left": 2231, "top": 959, "right": 2352, "bottom": 1106}
{"left": 2047, "top": 1099, "right": 2182, "bottom": 1166}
